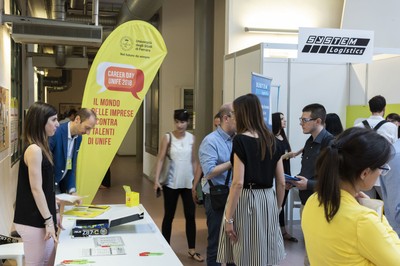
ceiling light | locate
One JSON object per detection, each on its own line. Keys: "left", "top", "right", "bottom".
{"left": 244, "top": 27, "right": 298, "bottom": 35}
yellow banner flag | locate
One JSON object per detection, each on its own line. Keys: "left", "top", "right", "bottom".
{"left": 77, "top": 21, "right": 167, "bottom": 203}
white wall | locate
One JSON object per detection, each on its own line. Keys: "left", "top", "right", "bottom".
{"left": 287, "top": 61, "right": 349, "bottom": 174}
{"left": 143, "top": 0, "right": 195, "bottom": 177}
{"left": 366, "top": 56, "right": 400, "bottom": 103}
{"left": 226, "top": 0, "right": 344, "bottom": 54}
{"left": 0, "top": 1, "right": 19, "bottom": 236}
{"left": 342, "top": 0, "right": 400, "bottom": 49}
{"left": 348, "top": 55, "right": 400, "bottom": 114}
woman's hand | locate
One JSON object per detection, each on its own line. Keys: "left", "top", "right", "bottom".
{"left": 44, "top": 221, "right": 58, "bottom": 243}
{"left": 57, "top": 212, "right": 65, "bottom": 231}
{"left": 153, "top": 181, "right": 162, "bottom": 194}
{"left": 225, "top": 222, "right": 237, "bottom": 243}
{"left": 191, "top": 188, "right": 199, "bottom": 204}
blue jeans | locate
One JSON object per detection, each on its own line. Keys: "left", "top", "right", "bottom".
{"left": 204, "top": 194, "right": 235, "bottom": 266}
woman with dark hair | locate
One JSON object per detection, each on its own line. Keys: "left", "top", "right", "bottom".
{"left": 386, "top": 112, "right": 400, "bottom": 139}
{"left": 272, "top": 112, "right": 301, "bottom": 242}
{"left": 217, "top": 94, "right": 286, "bottom": 265}
{"left": 14, "top": 102, "right": 59, "bottom": 265}
{"left": 153, "top": 109, "right": 203, "bottom": 262}
{"left": 302, "top": 127, "right": 400, "bottom": 265}
{"left": 325, "top": 113, "right": 344, "bottom": 137}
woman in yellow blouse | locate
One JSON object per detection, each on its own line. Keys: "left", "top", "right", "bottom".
{"left": 302, "top": 127, "right": 400, "bottom": 265}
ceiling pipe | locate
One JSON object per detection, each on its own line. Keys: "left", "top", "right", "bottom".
{"left": 51, "top": 0, "right": 66, "bottom": 66}
{"left": 66, "top": 14, "right": 116, "bottom": 26}
{"left": 92, "top": 0, "right": 99, "bottom": 26}
{"left": 116, "top": 0, "right": 163, "bottom": 26}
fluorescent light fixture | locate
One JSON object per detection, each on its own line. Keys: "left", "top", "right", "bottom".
{"left": 244, "top": 27, "right": 298, "bottom": 35}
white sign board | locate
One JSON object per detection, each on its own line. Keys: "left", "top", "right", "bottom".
{"left": 297, "top": 27, "right": 374, "bottom": 63}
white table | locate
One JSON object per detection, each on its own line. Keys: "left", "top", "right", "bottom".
{"left": 54, "top": 204, "right": 182, "bottom": 266}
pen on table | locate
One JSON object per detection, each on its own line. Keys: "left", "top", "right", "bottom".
{"left": 139, "top": 252, "right": 164, "bottom": 256}
{"left": 61, "top": 259, "right": 95, "bottom": 264}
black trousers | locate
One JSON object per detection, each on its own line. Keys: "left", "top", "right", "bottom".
{"left": 162, "top": 186, "right": 196, "bottom": 249}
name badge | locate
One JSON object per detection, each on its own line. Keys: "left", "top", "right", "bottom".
{"left": 67, "top": 158, "right": 72, "bottom": 170}
{"left": 201, "top": 177, "right": 207, "bottom": 187}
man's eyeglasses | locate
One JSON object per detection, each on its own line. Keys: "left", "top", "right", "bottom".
{"left": 379, "top": 164, "right": 391, "bottom": 176}
{"left": 299, "top": 117, "right": 317, "bottom": 123}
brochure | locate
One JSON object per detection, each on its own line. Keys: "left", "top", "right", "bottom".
{"left": 63, "top": 205, "right": 110, "bottom": 218}
{"left": 56, "top": 193, "right": 87, "bottom": 203}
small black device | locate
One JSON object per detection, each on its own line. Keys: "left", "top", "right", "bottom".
{"left": 156, "top": 187, "right": 162, "bottom": 198}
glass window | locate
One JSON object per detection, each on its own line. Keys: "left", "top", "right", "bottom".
{"left": 10, "top": 0, "right": 23, "bottom": 165}
{"left": 144, "top": 73, "right": 159, "bottom": 156}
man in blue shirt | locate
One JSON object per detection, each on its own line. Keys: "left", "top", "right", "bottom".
{"left": 196, "top": 103, "right": 236, "bottom": 266}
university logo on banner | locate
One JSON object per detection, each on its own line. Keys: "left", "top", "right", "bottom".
{"left": 76, "top": 21, "right": 167, "bottom": 204}
{"left": 298, "top": 27, "right": 374, "bottom": 63}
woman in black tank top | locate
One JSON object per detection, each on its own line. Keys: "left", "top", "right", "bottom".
{"left": 13, "top": 102, "right": 59, "bottom": 266}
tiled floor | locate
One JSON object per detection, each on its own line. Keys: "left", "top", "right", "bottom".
{"left": 92, "top": 155, "right": 306, "bottom": 266}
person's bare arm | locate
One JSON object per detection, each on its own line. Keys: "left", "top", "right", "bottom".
{"left": 26, "top": 145, "right": 57, "bottom": 242}
{"left": 203, "top": 161, "right": 232, "bottom": 180}
{"left": 223, "top": 153, "right": 244, "bottom": 243}
{"left": 275, "top": 159, "right": 286, "bottom": 209}
{"left": 153, "top": 134, "right": 170, "bottom": 191}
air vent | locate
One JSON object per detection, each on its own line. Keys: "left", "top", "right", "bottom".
{"left": 11, "top": 19, "right": 103, "bottom": 47}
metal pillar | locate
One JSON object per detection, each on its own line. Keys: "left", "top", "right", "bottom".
{"left": 194, "top": 0, "right": 214, "bottom": 151}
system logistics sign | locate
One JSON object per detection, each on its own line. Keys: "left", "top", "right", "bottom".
{"left": 298, "top": 27, "right": 374, "bottom": 63}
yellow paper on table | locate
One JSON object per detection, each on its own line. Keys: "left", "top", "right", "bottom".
{"left": 63, "top": 205, "right": 110, "bottom": 218}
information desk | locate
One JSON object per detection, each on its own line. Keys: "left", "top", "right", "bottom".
{"left": 54, "top": 204, "right": 182, "bottom": 266}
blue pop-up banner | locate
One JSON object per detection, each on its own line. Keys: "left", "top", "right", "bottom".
{"left": 251, "top": 72, "right": 272, "bottom": 128}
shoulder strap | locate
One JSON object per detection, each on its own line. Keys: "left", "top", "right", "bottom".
{"left": 207, "top": 168, "right": 232, "bottom": 187}
{"left": 373, "top": 120, "right": 388, "bottom": 131}
{"left": 362, "top": 120, "right": 371, "bottom": 129}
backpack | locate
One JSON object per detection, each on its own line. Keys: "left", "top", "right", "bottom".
{"left": 362, "top": 120, "right": 388, "bottom": 131}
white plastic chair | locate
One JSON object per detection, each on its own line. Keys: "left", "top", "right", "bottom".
{"left": 286, "top": 187, "right": 302, "bottom": 235}
{"left": 0, "top": 242, "right": 24, "bottom": 266}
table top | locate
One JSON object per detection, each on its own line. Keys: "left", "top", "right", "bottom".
{"left": 54, "top": 204, "right": 182, "bottom": 266}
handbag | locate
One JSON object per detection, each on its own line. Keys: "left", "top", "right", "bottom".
{"left": 208, "top": 169, "right": 231, "bottom": 211}
{"left": 159, "top": 132, "right": 172, "bottom": 185}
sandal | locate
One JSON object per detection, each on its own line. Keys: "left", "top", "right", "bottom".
{"left": 188, "top": 251, "right": 204, "bottom": 262}
{"left": 283, "top": 232, "right": 298, "bottom": 243}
